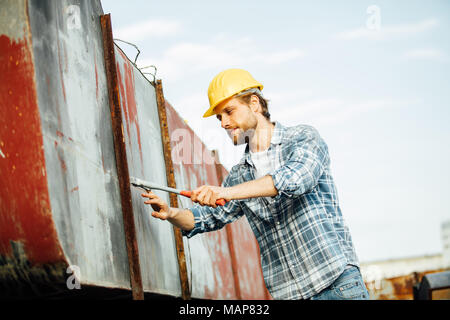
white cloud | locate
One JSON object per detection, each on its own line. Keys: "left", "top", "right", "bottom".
{"left": 336, "top": 18, "right": 438, "bottom": 41}
{"left": 137, "top": 35, "right": 305, "bottom": 82}
{"left": 114, "top": 19, "right": 182, "bottom": 42}
{"left": 404, "top": 48, "right": 447, "bottom": 61}
{"left": 271, "top": 97, "right": 416, "bottom": 127}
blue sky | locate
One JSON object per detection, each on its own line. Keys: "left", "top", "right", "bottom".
{"left": 102, "top": 0, "right": 450, "bottom": 263}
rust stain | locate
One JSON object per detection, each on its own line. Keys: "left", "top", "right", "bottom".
{"left": 0, "top": 34, "right": 64, "bottom": 264}
{"left": 165, "top": 102, "right": 241, "bottom": 299}
{"left": 56, "top": 31, "right": 66, "bottom": 103}
{"left": 115, "top": 49, "right": 143, "bottom": 168}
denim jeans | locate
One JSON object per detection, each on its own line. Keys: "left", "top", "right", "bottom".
{"left": 309, "top": 265, "right": 370, "bottom": 300}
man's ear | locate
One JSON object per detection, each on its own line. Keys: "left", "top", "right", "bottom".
{"left": 249, "top": 95, "right": 261, "bottom": 113}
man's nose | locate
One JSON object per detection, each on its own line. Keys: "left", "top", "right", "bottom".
{"left": 221, "top": 116, "right": 230, "bottom": 129}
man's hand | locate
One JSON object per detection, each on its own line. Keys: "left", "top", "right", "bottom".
{"left": 190, "top": 185, "right": 231, "bottom": 208}
{"left": 141, "top": 191, "right": 171, "bottom": 220}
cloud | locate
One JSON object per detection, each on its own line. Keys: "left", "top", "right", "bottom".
{"left": 271, "top": 97, "right": 416, "bottom": 127}
{"left": 335, "top": 18, "right": 438, "bottom": 41}
{"left": 114, "top": 19, "right": 182, "bottom": 42}
{"left": 138, "top": 35, "right": 305, "bottom": 81}
{"left": 403, "top": 48, "right": 447, "bottom": 61}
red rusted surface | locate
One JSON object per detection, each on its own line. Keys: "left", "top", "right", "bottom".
{"left": 216, "top": 163, "right": 272, "bottom": 300}
{"left": 165, "top": 101, "right": 238, "bottom": 299}
{"left": 165, "top": 101, "right": 270, "bottom": 299}
{"left": 0, "top": 34, "right": 64, "bottom": 264}
{"left": 115, "top": 49, "right": 143, "bottom": 167}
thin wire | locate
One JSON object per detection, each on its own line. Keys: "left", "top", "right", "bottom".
{"left": 140, "top": 65, "right": 157, "bottom": 83}
{"left": 113, "top": 38, "right": 140, "bottom": 66}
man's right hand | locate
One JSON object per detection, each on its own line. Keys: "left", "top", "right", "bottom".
{"left": 141, "top": 191, "right": 171, "bottom": 220}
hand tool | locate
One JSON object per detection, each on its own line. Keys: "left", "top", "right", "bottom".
{"left": 130, "top": 177, "right": 227, "bottom": 206}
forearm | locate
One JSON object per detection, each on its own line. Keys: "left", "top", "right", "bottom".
{"left": 168, "top": 207, "right": 195, "bottom": 231}
{"left": 227, "top": 175, "right": 278, "bottom": 200}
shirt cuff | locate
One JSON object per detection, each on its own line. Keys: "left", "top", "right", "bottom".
{"left": 269, "top": 167, "right": 294, "bottom": 199}
{"left": 181, "top": 205, "right": 203, "bottom": 238}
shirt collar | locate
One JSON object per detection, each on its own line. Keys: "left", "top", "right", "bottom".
{"left": 239, "top": 121, "right": 285, "bottom": 166}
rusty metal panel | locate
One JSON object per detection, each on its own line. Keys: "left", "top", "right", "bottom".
{"left": 154, "top": 80, "right": 190, "bottom": 299}
{"left": 1, "top": 0, "right": 269, "bottom": 299}
{"left": 227, "top": 218, "right": 272, "bottom": 299}
{"left": 165, "top": 102, "right": 270, "bottom": 299}
{"left": 165, "top": 102, "right": 237, "bottom": 299}
{"left": 214, "top": 159, "right": 270, "bottom": 300}
{"left": 114, "top": 48, "right": 182, "bottom": 297}
{"left": 0, "top": 0, "right": 68, "bottom": 291}
{"left": 25, "top": 0, "right": 131, "bottom": 289}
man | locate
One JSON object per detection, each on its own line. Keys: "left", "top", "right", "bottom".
{"left": 142, "top": 69, "right": 369, "bottom": 300}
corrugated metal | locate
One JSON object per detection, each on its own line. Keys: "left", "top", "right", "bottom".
{"left": 0, "top": 0, "right": 270, "bottom": 299}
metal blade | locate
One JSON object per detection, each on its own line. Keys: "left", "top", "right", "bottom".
{"left": 130, "top": 176, "right": 181, "bottom": 195}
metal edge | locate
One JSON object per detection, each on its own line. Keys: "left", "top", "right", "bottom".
{"left": 100, "top": 13, "right": 144, "bottom": 300}
{"left": 154, "top": 79, "right": 191, "bottom": 300}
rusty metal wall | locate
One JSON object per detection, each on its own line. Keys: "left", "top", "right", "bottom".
{"left": 0, "top": 0, "right": 69, "bottom": 290}
{"left": 26, "top": 0, "right": 131, "bottom": 289}
{"left": 113, "top": 48, "right": 182, "bottom": 297}
{"left": 165, "top": 103, "right": 270, "bottom": 299}
{"left": 1, "top": 0, "right": 269, "bottom": 299}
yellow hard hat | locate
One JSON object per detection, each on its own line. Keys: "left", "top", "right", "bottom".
{"left": 203, "top": 68, "right": 263, "bottom": 118}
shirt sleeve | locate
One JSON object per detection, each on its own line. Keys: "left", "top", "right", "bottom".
{"left": 182, "top": 169, "right": 244, "bottom": 239}
{"left": 269, "top": 126, "right": 330, "bottom": 199}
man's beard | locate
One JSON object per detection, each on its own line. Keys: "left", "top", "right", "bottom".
{"left": 231, "top": 128, "right": 255, "bottom": 146}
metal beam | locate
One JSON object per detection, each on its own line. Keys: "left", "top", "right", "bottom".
{"left": 100, "top": 13, "right": 144, "bottom": 300}
{"left": 154, "top": 80, "right": 191, "bottom": 300}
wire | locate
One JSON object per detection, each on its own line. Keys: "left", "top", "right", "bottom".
{"left": 140, "top": 65, "right": 157, "bottom": 83}
{"left": 113, "top": 38, "right": 140, "bottom": 66}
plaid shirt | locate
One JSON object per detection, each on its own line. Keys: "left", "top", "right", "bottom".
{"left": 182, "top": 122, "right": 359, "bottom": 299}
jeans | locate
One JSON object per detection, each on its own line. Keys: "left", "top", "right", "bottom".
{"left": 309, "top": 265, "right": 370, "bottom": 300}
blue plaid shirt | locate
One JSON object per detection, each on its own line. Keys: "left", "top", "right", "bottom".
{"left": 182, "top": 122, "right": 359, "bottom": 299}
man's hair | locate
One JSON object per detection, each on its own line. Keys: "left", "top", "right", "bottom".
{"left": 235, "top": 88, "right": 271, "bottom": 120}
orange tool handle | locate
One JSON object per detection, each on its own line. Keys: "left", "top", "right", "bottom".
{"left": 180, "top": 190, "right": 227, "bottom": 206}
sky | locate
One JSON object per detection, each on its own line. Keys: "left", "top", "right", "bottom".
{"left": 101, "top": 0, "right": 450, "bottom": 263}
